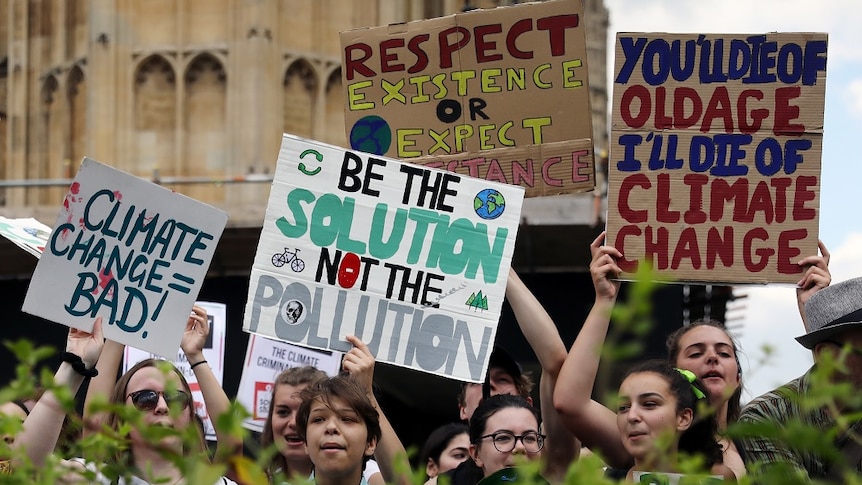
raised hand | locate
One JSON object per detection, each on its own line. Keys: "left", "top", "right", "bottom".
{"left": 590, "top": 231, "right": 622, "bottom": 302}
{"left": 180, "top": 305, "right": 209, "bottom": 359}
{"left": 796, "top": 239, "right": 831, "bottom": 306}
{"left": 342, "top": 335, "right": 375, "bottom": 393}
{"left": 68, "top": 316, "right": 105, "bottom": 369}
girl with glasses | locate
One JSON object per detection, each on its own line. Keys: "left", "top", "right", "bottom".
{"left": 467, "top": 394, "right": 549, "bottom": 485}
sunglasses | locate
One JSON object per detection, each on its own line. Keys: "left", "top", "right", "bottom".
{"left": 126, "top": 389, "right": 191, "bottom": 412}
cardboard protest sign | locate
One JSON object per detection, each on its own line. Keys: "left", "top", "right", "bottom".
{"left": 23, "top": 158, "right": 228, "bottom": 357}
{"left": 340, "top": 0, "right": 595, "bottom": 196}
{"left": 243, "top": 134, "right": 524, "bottom": 382}
{"left": 237, "top": 335, "right": 342, "bottom": 432}
{"left": 607, "top": 33, "right": 826, "bottom": 283}
{"left": 123, "top": 301, "right": 226, "bottom": 440}
{"left": 409, "top": 139, "right": 595, "bottom": 197}
{"left": 0, "top": 217, "right": 52, "bottom": 258}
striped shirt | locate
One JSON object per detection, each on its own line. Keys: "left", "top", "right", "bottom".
{"left": 738, "top": 366, "right": 862, "bottom": 480}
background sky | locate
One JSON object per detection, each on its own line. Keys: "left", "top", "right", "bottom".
{"left": 604, "top": 0, "right": 862, "bottom": 401}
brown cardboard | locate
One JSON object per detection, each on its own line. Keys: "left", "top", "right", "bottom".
{"left": 340, "top": 0, "right": 594, "bottom": 196}
{"left": 410, "top": 139, "right": 595, "bottom": 197}
{"left": 607, "top": 33, "right": 827, "bottom": 284}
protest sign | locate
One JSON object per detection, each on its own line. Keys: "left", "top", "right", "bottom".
{"left": 410, "top": 139, "right": 595, "bottom": 197}
{"left": 606, "top": 33, "right": 826, "bottom": 283}
{"left": 22, "top": 158, "right": 228, "bottom": 357}
{"left": 243, "top": 134, "right": 524, "bottom": 382}
{"left": 123, "top": 301, "right": 226, "bottom": 440}
{"left": 237, "top": 335, "right": 342, "bottom": 432}
{"left": 340, "top": 0, "right": 595, "bottom": 196}
{"left": 0, "top": 217, "right": 51, "bottom": 258}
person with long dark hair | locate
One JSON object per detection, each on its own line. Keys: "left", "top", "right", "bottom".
{"left": 554, "top": 233, "right": 742, "bottom": 477}
{"left": 616, "top": 360, "right": 730, "bottom": 479}
{"left": 420, "top": 422, "right": 470, "bottom": 483}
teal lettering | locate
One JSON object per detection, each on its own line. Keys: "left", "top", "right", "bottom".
{"left": 149, "top": 218, "right": 177, "bottom": 258}
{"left": 125, "top": 210, "right": 159, "bottom": 251}
{"left": 83, "top": 237, "right": 107, "bottom": 270}
{"left": 368, "top": 204, "right": 406, "bottom": 259}
{"left": 405, "top": 209, "right": 448, "bottom": 264}
{"left": 49, "top": 223, "right": 75, "bottom": 256}
{"left": 64, "top": 272, "right": 100, "bottom": 316}
{"left": 276, "top": 188, "right": 314, "bottom": 238}
{"left": 83, "top": 189, "right": 115, "bottom": 231}
{"left": 145, "top": 259, "right": 169, "bottom": 292}
{"left": 184, "top": 230, "right": 213, "bottom": 265}
{"left": 171, "top": 223, "right": 198, "bottom": 259}
{"left": 105, "top": 244, "right": 134, "bottom": 280}
{"left": 68, "top": 231, "right": 96, "bottom": 265}
{"left": 114, "top": 286, "right": 148, "bottom": 334}
{"left": 128, "top": 254, "right": 150, "bottom": 286}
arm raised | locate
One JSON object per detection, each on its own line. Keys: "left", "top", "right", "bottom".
{"left": 343, "top": 335, "right": 411, "bottom": 485}
{"left": 553, "top": 232, "right": 632, "bottom": 469}
{"left": 181, "top": 305, "right": 242, "bottom": 458}
{"left": 14, "top": 317, "right": 105, "bottom": 467}
{"left": 506, "top": 269, "right": 580, "bottom": 481}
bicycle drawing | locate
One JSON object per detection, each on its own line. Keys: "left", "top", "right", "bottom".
{"left": 271, "top": 247, "right": 306, "bottom": 272}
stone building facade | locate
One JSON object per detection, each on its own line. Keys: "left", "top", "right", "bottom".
{"left": 1, "top": 0, "right": 609, "bottom": 236}
{"left": 1, "top": 3, "right": 731, "bottom": 441}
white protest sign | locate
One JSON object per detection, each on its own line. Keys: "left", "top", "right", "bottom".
{"left": 123, "top": 301, "right": 226, "bottom": 441}
{"left": 243, "top": 134, "right": 524, "bottom": 383}
{"left": 23, "top": 158, "right": 228, "bottom": 357}
{"left": 237, "top": 335, "right": 342, "bottom": 432}
{"left": 0, "top": 217, "right": 51, "bottom": 258}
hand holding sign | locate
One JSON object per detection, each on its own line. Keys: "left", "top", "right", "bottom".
{"left": 342, "top": 335, "right": 375, "bottom": 394}
{"left": 589, "top": 232, "right": 622, "bottom": 303}
{"left": 795, "top": 240, "right": 831, "bottom": 305}
{"left": 180, "top": 305, "right": 210, "bottom": 362}
{"left": 68, "top": 316, "right": 105, "bottom": 370}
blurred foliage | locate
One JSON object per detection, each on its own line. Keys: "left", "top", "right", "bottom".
{"left": 0, "top": 271, "right": 860, "bottom": 483}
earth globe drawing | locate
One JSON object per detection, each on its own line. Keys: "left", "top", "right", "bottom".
{"left": 474, "top": 188, "right": 506, "bottom": 220}
{"left": 349, "top": 115, "right": 392, "bottom": 155}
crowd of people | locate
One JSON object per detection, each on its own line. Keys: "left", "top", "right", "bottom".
{"left": 0, "top": 233, "right": 859, "bottom": 484}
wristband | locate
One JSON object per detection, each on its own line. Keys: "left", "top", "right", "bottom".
{"left": 190, "top": 360, "right": 208, "bottom": 370}
{"left": 61, "top": 352, "right": 99, "bottom": 378}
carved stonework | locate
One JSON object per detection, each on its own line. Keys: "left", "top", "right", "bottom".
{"left": 67, "top": 66, "right": 84, "bottom": 98}
{"left": 134, "top": 56, "right": 176, "bottom": 131}
{"left": 325, "top": 67, "right": 341, "bottom": 94}
{"left": 185, "top": 54, "right": 227, "bottom": 85}
{"left": 284, "top": 60, "right": 317, "bottom": 93}
{"left": 41, "top": 77, "right": 59, "bottom": 105}
{"left": 135, "top": 56, "right": 176, "bottom": 87}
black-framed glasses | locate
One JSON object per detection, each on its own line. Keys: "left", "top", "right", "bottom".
{"left": 126, "top": 389, "right": 191, "bottom": 412}
{"left": 478, "top": 431, "right": 545, "bottom": 454}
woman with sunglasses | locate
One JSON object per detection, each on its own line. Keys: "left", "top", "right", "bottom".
{"left": 15, "top": 308, "right": 239, "bottom": 484}
{"left": 468, "top": 394, "right": 549, "bottom": 485}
